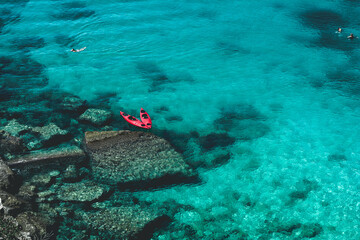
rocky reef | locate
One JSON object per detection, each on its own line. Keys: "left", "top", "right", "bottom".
{"left": 84, "top": 131, "right": 197, "bottom": 189}
{"left": 0, "top": 121, "right": 198, "bottom": 239}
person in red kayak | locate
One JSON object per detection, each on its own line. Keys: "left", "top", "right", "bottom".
{"left": 71, "top": 47, "right": 87, "bottom": 52}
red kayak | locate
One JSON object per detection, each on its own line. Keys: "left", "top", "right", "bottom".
{"left": 120, "top": 111, "right": 149, "bottom": 129}
{"left": 140, "top": 108, "right": 152, "bottom": 129}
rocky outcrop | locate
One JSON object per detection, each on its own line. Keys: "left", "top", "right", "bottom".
{"left": 7, "top": 146, "right": 86, "bottom": 169}
{"left": 84, "top": 131, "right": 196, "bottom": 188}
{"left": 81, "top": 205, "right": 171, "bottom": 239}
{"left": 16, "top": 211, "right": 56, "bottom": 237}
{"left": 2, "top": 120, "right": 71, "bottom": 150}
{"left": 0, "top": 157, "right": 15, "bottom": 191}
{"left": 0, "top": 190, "right": 26, "bottom": 215}
{"left": 79, "top": 108, "right": 112, "bottom": 126}
{"left": 0, "top": 130, "right": 27, "bottom": 155}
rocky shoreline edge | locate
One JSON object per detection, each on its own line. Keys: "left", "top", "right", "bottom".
{"left": 0, "top": 129, "right": 198, "bottom": 239}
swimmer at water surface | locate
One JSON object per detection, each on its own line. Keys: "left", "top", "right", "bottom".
{"left": 71, "top": 47, "right": 86, "bottom": 52}
{"left": 347, "top": 33, "right": 358, "bottom": 40}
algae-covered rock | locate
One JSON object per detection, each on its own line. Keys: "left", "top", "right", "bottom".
{"left": 0, "top": 157, "right": 15, "bottom": 191}
{"left": 3, "top": 119, "right": 31, "bottom": 137}
{"left": 56, "top": 181, "right": 110, "bottom": 202}
{"left": 7, "top": 146, "right": 86, "bottom": 174}
{"left": 32, "top": 123, "right": 71, "bottom": 148}
{"left": 59, "top": 96, "right": 87, "bottom": 114}
{"left": 63, "top": 164, "right": 79, "bottom": 182}
{"left": 0, "top": 190, "right": 26, "bottom": 215}
{"left": 17, "top": 184, "right": 36, "bottom": 202}
{"left": 0, "top": 214, "right": 24, "bottom": 240}
{"left": 79, "top": 108, "right": 112, "bottom": 126}
{"left": 0, "top": 130, "right": 27, "bottom": 155}
{"left": 81, "top": 205, "right": 170, "bottom": 239}
{"left": 84, "top": 131, "right": 196, "bottom": 188}
{"left": 16, "top": 211, "right": 56, "bottom": 237}
{"left": 29, "top": 173, "right": 54, "bottom": 189}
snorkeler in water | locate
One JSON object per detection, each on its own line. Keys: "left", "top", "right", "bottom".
{"left": 71, "top": 47, "right": 87, "bottom": 52}
{"left": 347, "top": 33, "right": 358, "bottom": 40}
{"left": 336, "top": 27, "right": 342, "bottom": 34}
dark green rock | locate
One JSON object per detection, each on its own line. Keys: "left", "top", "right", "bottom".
{"left": 63, "top": 164, "right": 79, "bottom": 182}
{"left": 79, "top": 108, "right": 112, "bottom": 126}
{"left": 0, "top": 130, "right": 27, "bottom": 155}
{"left": 0, "top": 157, "right": 15, "bottom": 191}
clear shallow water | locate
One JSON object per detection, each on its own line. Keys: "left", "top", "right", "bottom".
{"left": 2, "top": 0, "right": 360, "bottom": 238}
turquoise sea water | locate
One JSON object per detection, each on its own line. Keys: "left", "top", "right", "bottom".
{"left": 2, "top": 0, "right": 360, "bottom": 239}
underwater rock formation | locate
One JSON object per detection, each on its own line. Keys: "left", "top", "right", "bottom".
{"left": 56, "top": 181, "right": 110, "bottom": 202}
{"left": 79, "top": 108, "right": 112, "bottom": 126}
{"left": 80, "top": 205, "right": 170, "bottom": 239}
{"left": 84, "top": 131, "right": 197, "bottom": 188}
{"left": 0, "top": 157, "right": 15, "bottom": 191}
{"left": 7, "top": 146, "right": 86, "bottom": 177}
{"left": 32, "top": 123, "right": 71, "bottom": 148}
{"left": 3, "top": 119, "right": 31, "bottom": 137}
{"left": 58, "top": 95, "right": 87, "bottom": 114}
{"left": 0, "top": 130, "right": 27, "bottom": 156}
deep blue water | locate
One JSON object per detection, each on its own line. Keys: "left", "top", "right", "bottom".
{"left": 2, "top": 0, "right": 360, "bottom": 239}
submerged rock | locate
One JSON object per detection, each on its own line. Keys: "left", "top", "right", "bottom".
{"left": 81, "top": 205, "right": 171, "bottom": 239}
{"left": 79, "top": 108, "right": 112, "bottom": 126}
{"left": 0, "top": 157, "right": 15, "bottom": 191}
{"left": 32, "top": 123, "right": 71, "bottom": 148}
{"left": 56, "top": 181, "right": 110, "bottom": 202}
{"left": 0, "top": 130, "right": 27, "bottom": 155}
{"left": 199, "top": 132, "right": 236, "bottom": 151}
{"left": 59, "top": 96, "right": 87, "bottom": 114}
{"left": 17, "top": 184, "right": 37, "bottom": 202}
{"left": 7, "top": 146, "right": 86, "bottom": 172}
{"left": 63, "top": 164, "right": 79, "bottom": 182}
{"left": 84, "top": 131, "right": 196, "bottom": 188}
{"left": 3, "top": 119, "right": 31, "bottom": 137}
{"left": 16, "top": 211, "right": 56, "bottom": 237}
{"left": 0, "top": 190, "right": 26, "bottom": 215}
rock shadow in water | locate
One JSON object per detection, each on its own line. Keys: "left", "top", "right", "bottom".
{"left": 287, "top": 179, "right": 318, "bottom": 204}
{"left": 54, "top": 34, "right": 78, "bottom": 48}
{"left": 53, "top": 9, "right": 95, "bottom": 21}
{"left": 0, "top": 55, "right": 47, "bottom": 89}
{"left": 62, "top": 1, "right": 87, "bottom": 9}
{"left": 136, "top": 60, "right": 195, "bottom": 92}
{"left": 198, "top": 132, "right": 235, "bottom": 151}
{"left": 11, "top": 37, "right": 46, "bottom": 51}
{"left": 300, "top": 9, "right": 347, "bottom": 30}
{"left": 214, "top": 103, "right": 270, "bottom": 141}
{"left": 262, "top": 218, "right": 323, "bottom": 239}
{"left": 0, "top": 7, "right": 23, "bottom": 33}
{"left": 52, "top": 2, "right": 95, "bottom": 21}
{"left": 153, "top": 129, "right": 199, "bottom": 154}
{"left": 136, "top": 60, "right": 169, "bottom": 90}
{"left": 321, "top": 68, "right": 360, "bottom": 95}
